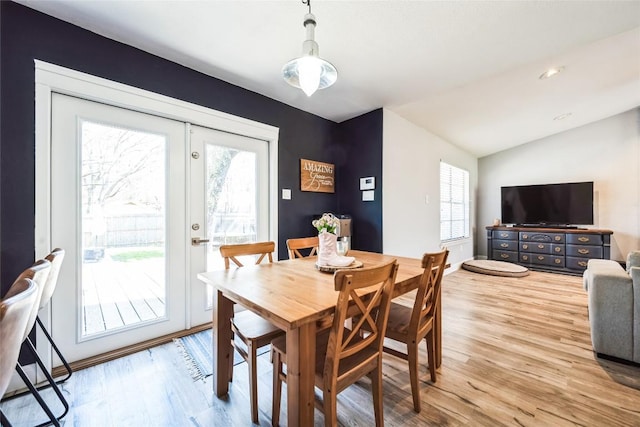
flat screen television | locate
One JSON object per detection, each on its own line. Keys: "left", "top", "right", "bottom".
{"left": 501, "top": 181, "right": 594, "bottom": 227}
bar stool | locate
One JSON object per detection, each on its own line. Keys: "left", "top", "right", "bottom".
{"left": 0, "top": 278, "right": 39, "bottom": 427}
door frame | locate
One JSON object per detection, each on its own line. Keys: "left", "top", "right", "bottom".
{"left": 33, "top": 60, "right": 279, "bottom": 379}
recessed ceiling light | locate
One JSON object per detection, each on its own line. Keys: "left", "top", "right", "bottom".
{"left": 553, "top": 113, "right": 572, "bottom": 121}
{"left": 539, "top": 66, "right": 565, "bottom": 80}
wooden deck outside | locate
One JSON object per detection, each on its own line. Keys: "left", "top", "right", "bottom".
{"left": 81, "top": 257, "right": 166, "bottom": 336}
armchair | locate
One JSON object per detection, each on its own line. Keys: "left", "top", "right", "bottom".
{"left": 583, "top": 250, "right": 640, "bottom": 363}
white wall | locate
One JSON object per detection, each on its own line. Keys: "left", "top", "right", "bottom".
{"left": 382, "top": 109, "right": 478, "bottom": 268}
{"left": 477, "top": 108, "right": 640, "bottom": 262}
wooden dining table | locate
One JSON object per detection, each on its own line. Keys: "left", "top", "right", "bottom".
{"left": 197, "top": 250, "right": 444, "bottom": 426}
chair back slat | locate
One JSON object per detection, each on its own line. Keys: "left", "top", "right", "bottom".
{"left": 325, "top": 261, "right": 398, "bottom": 379}
{"left": 0, "top": 278, "right": 38, "bottom": 397}
{"left": 219, "top": 242, "right": 275, "bottom": 270}
{"left": 410, "top": 249, "right": 449, "bottom": 339}
{"left": 286, "top": 236, "right": 319, "bottom": 259}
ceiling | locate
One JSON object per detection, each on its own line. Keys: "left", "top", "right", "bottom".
{"left": 17, "top": 0, "right": 640, "bottom": 157}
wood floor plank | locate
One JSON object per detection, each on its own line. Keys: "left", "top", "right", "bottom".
{"left": 2, "top": 269, "right": 639, "bottom": 426}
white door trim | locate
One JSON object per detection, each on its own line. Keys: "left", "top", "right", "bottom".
{"left": 33, "top": 60, "right": 279, "bottom": 381}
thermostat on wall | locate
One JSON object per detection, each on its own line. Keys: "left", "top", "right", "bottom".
{"left": 360, "top": 177, "right": 375, "bottom": 190}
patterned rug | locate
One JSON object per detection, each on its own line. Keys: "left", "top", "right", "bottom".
{"left": 174, "top": 329, "right": 269, "bottom": 381}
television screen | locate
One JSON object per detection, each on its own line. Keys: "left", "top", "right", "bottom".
{"left": 501, "top": 182, "right": 594, "bottom": 226}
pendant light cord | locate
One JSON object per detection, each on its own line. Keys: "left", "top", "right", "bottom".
{"left": 302, "top": 0, "right": 312, "bottom": 14}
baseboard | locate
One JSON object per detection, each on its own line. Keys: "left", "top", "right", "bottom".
{"left": 3, "top": 363, "right": 37, "bottom": 397}
{"left": 50, "top": 323, "right": 212, "bottom": 378}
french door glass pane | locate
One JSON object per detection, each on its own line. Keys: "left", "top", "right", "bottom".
{"left": 204, "top": 144, "right": 259, "bottom": 305}
{"left": 80, "top": 120, "right": 167, "bottom": 337}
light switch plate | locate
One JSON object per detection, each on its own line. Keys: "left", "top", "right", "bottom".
{"left": 360, "top": 177, "right": 375, "bottom": 190}
{"left": 362, "top": 190, "right": 375, "bottom": 201}
{"left": 282, "top": 189, "right": 291, "bottom": 200}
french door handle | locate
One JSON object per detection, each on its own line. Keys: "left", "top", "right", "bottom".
{"left": 191, "top": 237, "right": 210, "bottom": 246}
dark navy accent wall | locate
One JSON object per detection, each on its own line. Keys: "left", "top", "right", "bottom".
{"left": 336, "top": 109, "right": 384, "bottom": 252}
{"left": 0, "top": 1, "right": 349, "bottom": 294}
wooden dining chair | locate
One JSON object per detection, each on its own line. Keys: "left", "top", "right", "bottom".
{"left": 0, "top": 278, "right": 39, "bottom": 426}
{"left": 271, "top": 260, "right": 399, "bottom": 427}
{"left": 286, "top": 236, "right": 319, "bottom": 259}
{"left": 378, "top": 249, "right": 449, "bottom": 413}
{"left": 219, "top": 241, "right": 284, "bottom": 424}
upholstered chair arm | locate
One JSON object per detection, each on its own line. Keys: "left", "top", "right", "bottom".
{"left": 588, "top": 268, "right": 634, "bottom": 361}
{"left": 627, "top": 250, "right": 640, "bottom": 273}
{"left": 631, "top": 266, "right": 640, "bottom": 363}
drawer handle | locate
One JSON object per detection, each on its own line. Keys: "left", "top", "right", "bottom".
{"left": 500, "top": 233, "right": 508, "bottom": 238}
{"left": 522, "top": 244, "right": 528, "bottom": 249}
{"left": 500, "top": 243, "right": 508, "bottom": 248}
{"left": 578, "top": 237, "right": 590, "bottom": 242}
{"left": 538, "top": 256, "right": 545, "bottom": 261}
{"left": 555, "top": 247, "right": 561, "bottom": 253}
{"left": 538, "top": 244, "right": 544, "bottom": 249}
{"left": 554, "top": 236, "right": 561, "bottom": 241}
{"left": 522, "top": 255, "right": 528, "bottom": 261}
{"left": 555, "top": 259, "right": 562, "bottom": 264}
{"left": 522, "top": 234, "right": 528, "bottom": 239}
{"left": 501, "top": 254, "right": 509, "bottom": 259}
{"left": 578, "top": 261, "right": 588, "bottom": 267}
{"left": 578, "top": 249, "right": 589, "bottom": 255}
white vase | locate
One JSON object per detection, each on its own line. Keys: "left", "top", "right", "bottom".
{"left": 318, "top": 230, "right": 338, "bottom": 266}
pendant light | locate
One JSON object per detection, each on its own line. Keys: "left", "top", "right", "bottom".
{"left": 282, "top": 0, "right": 337, "bottom": 97}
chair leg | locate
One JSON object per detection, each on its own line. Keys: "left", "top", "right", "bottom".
{"left": 228, "top": 346, "right": 234, "bottom": 383}
{"left": 407, "top": 340, "right": 421, "bottom": 413}
{"left": 25, "top": 338, "right": 70, "bottom": 427}
{"left": 426, "top": 330, "right": 437, "bottom": 382}
{"left": 248, "top": 340, "right": 258, "bottom": 424}
{"left": 271, "top": 348, "right": 282, "bottom": 427}
{"left": 36, "top": 316, "right": 72, "bottom": 384}
{"left": 2, "top": 318, "right": 73, "bottom": 402}
{"left": 323, "top": 383, "right": 338, "bottom": 427}
{"left": 1, "top": 410, "right": 13, "bottom": 427}
{"left": 229, "top": 332, "right": 235, "bottom": 383}
{"left": 14, "top": 364, "right": 60, "bottom": 427}
{"left": 370, "top": 364, "right": 384, "bottom": 427}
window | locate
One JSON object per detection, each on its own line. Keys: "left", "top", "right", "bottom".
{"left": 440, "top": 161, "right": 470, "bottom": 242}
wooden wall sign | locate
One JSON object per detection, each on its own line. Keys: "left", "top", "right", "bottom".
{"left": 300, "top": 158, "right": 335, "bottom": 193}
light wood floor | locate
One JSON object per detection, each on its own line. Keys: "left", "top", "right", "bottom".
{"left": 2, "top": 269, "right": 639, "bottom": 426}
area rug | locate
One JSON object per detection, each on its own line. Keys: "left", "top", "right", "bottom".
{"left": 174, "top": 329, "right": 269, "bottom": 381}
{"left": 461, "top": 259, "right": 530, "bottom": 277}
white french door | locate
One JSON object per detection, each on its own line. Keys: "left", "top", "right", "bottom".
{"left": 50, "top": 93, "right": 189, "bottom": 362}
{"left": 37, "top": 62, "right": 278, "bottom": 367}
{"left": 189, "top": 125, "right": 270, "bottom": 321}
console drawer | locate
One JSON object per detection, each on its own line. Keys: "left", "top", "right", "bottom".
{"left": 493, "top": 230, "right": 518, "bottom": 240}
{"left": 520, "top": 253, "right": 565, "bottom": 267}
{"left": 494, "top": 240, "right": 518, "bottom": 251}
{"left": 566, "top": 257, "right": 590, "bottom": 271}
{"left": 566, "top": 245, "right": 603, "bottom": 258}
{"left": 520, "top": 242, "right": 564, "bottom": 255}
{"left": 566, "top": 234, "right": 603, "bottom": 245}
{"left": 520, "top": 232, "right": 564, "bottom": 243}
{"left": 494, "top": 250, "right": 518, "bottom": 262}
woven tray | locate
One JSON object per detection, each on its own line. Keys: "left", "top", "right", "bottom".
{"left": 315, "top": 260, "right": 363, "bottom": 273}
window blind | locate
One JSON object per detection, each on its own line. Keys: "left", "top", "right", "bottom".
{"left": 440, "top": 162, "right": 469, "bottom": 242}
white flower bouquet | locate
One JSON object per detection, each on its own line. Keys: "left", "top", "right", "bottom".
{"left": 312, "top": 213, "right": 340, "bottom": 235}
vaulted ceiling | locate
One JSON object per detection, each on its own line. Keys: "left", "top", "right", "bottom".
{"left": 17, "top": 0, "right": 640, "bottom": 157}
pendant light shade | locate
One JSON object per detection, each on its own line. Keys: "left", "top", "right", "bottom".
{"left": 283, "top": 5, "right": 337, "bottom": 97}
